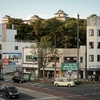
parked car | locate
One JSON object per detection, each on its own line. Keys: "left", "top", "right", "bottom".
{"left": 0, "top": 75, "right": 4, "bottom": 80}
{"left": 12, "top": 75, "right": 26, "bottom": 83}
{"left": 3, "top": 85, "right": 19, "bottom": 99}
{"left": 0, "top": 83, "right": 4, "bottom": 91}
{"left": 54, "top": 78, "right": 75, "bottom": 87}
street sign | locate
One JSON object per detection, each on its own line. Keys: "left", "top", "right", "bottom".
{"left": 61, "top": 63, "right": 79, "bottom": 71}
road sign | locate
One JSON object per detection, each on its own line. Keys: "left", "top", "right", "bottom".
{"left": 61, "top": 63, "right": 79, "bottom": 71}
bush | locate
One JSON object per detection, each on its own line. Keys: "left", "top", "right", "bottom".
{"left": 74, "top": 81, "right": 82, "bottom": 85}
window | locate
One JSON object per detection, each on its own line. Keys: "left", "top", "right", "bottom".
{"left": 48, "top": 57, "right": 59, "bottom": 62}
{"left": 97, "top": 29, "right": 100, "bottom": 36}
{"left": 80, "top": 57, "right": 83, "bottom": 63}
{"left": 89, "top": 55, "right": 94, "bottom": 62}
{"left": 97, "top": 42, "right": 100, "bottom": 48}
{"left": 64, "top": 57, "right": 77, "bottom": 62}
{"left": 89, "top": 42, "right": 94, "bottom": 49}
{"left": 0, "top": 44, "right": 2, "bottom": 50}
{"left": 89, "top": 29, "right": 94, "bottom": 36}
{"left": 15, "top": 46, "right": 18, "bottom": 50}
{"left": 97, "top": 55, "right": 100, "bottom": 62}
{"left": 0, "top": 54, "right": 2, "bottom": 59}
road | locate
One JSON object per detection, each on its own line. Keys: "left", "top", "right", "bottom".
{"left": 0, "top": 76, "right": 100, "bottom": 100}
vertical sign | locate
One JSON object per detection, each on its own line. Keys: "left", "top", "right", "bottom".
{"left": 2, "top": 23, "right": 7, "bottom": 41}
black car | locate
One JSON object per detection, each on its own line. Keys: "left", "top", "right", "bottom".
{"left": 3, "top": 85, "right": 19, "bottom": 99}
{"left": 0, "top": 75, "right": 4, "bottom": 80}
{"left": 12, "top": 76, "right": 26, "bottom": 83}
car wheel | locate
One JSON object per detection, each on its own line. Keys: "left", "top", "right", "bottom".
{"left": 19, "top": 81, "right": 22, "bottom": 83}
{"left": 55, "top": 83, "right": 58, "bottom": 87}
{"left": 68, "top": 84, "right": 71, "bottom": 87}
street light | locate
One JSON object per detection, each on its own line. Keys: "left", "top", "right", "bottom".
{"left": 77, "top": 13, "right": 80, "bottom": 79}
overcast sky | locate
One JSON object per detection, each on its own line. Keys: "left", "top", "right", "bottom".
{"left": 0, "top": 0, "right": 100, "bottom": 22}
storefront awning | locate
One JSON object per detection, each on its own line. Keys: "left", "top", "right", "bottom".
{"left": 40, "top": 68, "right": 59, "bottom": 71}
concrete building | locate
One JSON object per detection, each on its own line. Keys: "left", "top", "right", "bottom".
{"left": 87, "top": 15, "right": 100, "bottom": 80}
{"left": 0, "top": 23, "right": 34, "bottom": 74}
{"left": 22, "top": 46, "right": 86, "bottom": 79}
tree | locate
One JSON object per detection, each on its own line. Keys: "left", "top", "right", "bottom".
{"left": 30, "top": 36, "right": 61, "bottom": 79}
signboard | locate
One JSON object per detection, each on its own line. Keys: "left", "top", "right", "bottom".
{"left": 61, "top": 63, "right": 79, "bottom": 71}
{"left": 2, "top": 53, "right": 22, "bottom": 66}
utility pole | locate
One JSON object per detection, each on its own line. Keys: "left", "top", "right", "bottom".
{"left": 54, "top": 34, "right": 56, "bottom": 79}
{"left": 77, "top": 13, "right": 79, "bottom": 79}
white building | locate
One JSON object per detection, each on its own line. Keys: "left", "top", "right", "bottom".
{"left": 22, "top": 46, "right": 86, "bottom": 79}
{"left": 0, "top": 23, "right": 34, "bottom": 74}
{"left": 87, "top": 16, "right": 100, "bottom": 79}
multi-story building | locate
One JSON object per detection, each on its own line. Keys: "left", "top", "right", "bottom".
{"left": 22, "top": 46, "right": 86, "bottom": 79}
{"left": 0, "top": 23, "right": 34, "bottom": 74}
{"left": 87, "top": 15, "right": 100, "bottom": 80}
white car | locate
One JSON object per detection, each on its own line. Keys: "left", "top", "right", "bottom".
{"left": 54, "top": 78, "right": 75, "bottom": 87}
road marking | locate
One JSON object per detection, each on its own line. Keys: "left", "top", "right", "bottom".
{"left": 91, "top": 93, "right": 97, "bottom": 95}
{"left": 84, "top": 94, "right": 89, "bottom": 96}
{"left": 31, "top": 96, "right": 65, "bottom": 100}
{"left": 94, "top": 87, "right": 99, "bottom": 89}
{"left": 75, "top": 95, "right": 81, "bottom": 97}
{"left": 67, "top": 95, "right": 73, "bottom": 98}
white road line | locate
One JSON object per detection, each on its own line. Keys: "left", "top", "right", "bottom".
{"left": 94, "top": 87, "right": 99, "bottom": 89}
{"left": 91, "top": 93, "right": 97, "bottom": 95}
{"left": 67, "top": 95, "right": 73, "bottom": 98}
{"left": 75, "top": 95, "right": 81, "bottom": 97}
{"left": 84, "top": 94, "right": 89, "bottom": 96}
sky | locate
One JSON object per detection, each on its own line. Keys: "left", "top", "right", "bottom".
{"left": 0, "top": 0, "right": 100, "bottom": 23}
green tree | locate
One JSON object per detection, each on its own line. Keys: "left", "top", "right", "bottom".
{"left": 30, "top": 36, "right": 61, "bottom": 79}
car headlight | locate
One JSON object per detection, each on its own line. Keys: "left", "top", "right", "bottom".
{"left": 9, "top": 92, "right": 13, "bottom": 95}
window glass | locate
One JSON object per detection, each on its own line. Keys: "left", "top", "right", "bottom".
{"left": 89, "top": 29, "right": 94, "bottom": 36}
{"left": 89, "top": 55, "right": 94, "bottom": 62}
{"left": 89, "top": 42, "right": 94, "bottom": 49}
{"left": 97, "top": 55, "right": 100, "bottom": 62}
{"left": 97, "top": 30, "right": 100, "bottom": 36}
{"left": 15, "top": 46, "right": 18, "bottom": 50}
{"left": 97, "top": 42, "right": 100, "bottom": 48}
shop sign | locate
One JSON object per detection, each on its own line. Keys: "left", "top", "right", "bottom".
{"left": 61, "top": 63, "right": 79, "bottom": 71}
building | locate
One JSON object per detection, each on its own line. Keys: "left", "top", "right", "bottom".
{"left": 22, "top": 47, "right": 38, "bottom": 77}
{"left": 0, "top": 23, "right": 34, "bottom": 74}
{"left": 2, "top": 10, "right": 68, "bottom": 24}
{"left": 54, "top": 9, "right": 68, "bottom": 21}
{"left": 87, "top": 15, "right": 100, "bottom": 80}
{"left": 2, "top": 15, "right": 11, "bottom": 23}
{"left": 22, "top": 46, "right": 86, "bottom": 79}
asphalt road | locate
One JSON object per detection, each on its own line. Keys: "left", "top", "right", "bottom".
{"left": 1, "top": 75, "right": 100, "bottom": 100}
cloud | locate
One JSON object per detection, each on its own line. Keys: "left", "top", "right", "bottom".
{"left": 23, "top": 15, "right": 33, "bottom": 20}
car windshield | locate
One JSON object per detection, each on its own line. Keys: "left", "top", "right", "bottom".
{"left": 9, "top": 87, "right": 17, "bottom": 92}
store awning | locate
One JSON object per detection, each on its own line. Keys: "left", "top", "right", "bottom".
{"left": 40, "top": 68, "right": 59, "bottom": 71}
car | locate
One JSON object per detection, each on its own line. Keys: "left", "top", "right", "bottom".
{"left": 12, "top": 75, "right": 26, "bottom": 83}
{"left": 0, "top": 83, "right": 4, "bottom": 91}
{"left": 54, "top": 78, "right": 75, "bottom": 87}
{"left": 0, "top": 75, "right": 4, "bottom": 80}
{"left": 3, "top": 85, "right": 19, "bottom": 99}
